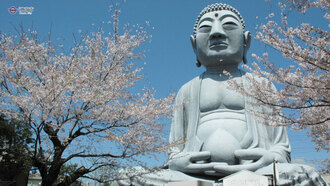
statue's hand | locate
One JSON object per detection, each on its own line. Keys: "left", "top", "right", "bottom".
{"left": 206, "top": 148, "right": 274, "bottom": 176}
{"left": 169, "top": 151, "right": 225, "bottom": 174}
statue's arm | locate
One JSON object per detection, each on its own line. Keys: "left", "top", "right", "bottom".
{"left": 168, "top": 87, "right": 186, "bottom": 159}
{"left": 267, "top": 82, "right": 291, "bottom": 163}
{"left": 167, "top": 85, "right": 215, "bottom": 174}
{"left": 249, "top": 74, "right": 291, "bottom": 163}
{"left": 268, "top": 125, "right": 291, "bottom": 163}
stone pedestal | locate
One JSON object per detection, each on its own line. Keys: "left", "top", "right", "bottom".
{"left": 169, "top": 170, "right": 269, "bottom": 186}
{"left": 220, "top": 170, "right": 268, "bottom": 186}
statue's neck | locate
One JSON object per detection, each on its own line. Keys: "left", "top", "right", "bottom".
{"left": 205, "top": 65, "right": 240, "bottom": 75}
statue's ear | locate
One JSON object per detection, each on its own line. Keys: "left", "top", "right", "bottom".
{"left": 190, "top": 35, "right": 201, "bottom": 67}
{"left": 243, "top": 31, "right": 251, "bottom": 64}
{"left": 190, "top": 35, "right": 197, "bottom": 54}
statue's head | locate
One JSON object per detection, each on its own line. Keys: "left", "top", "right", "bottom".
{"left": 190, "top": 3, "right": 251, "bottom": 68}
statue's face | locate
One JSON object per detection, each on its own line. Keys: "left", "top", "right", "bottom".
{"left": 193, "top": 10, "right": 245, "bottom": 68}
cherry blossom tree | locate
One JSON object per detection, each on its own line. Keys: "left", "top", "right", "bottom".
{"left": 233, "top": 0, "right": 329, "bottom": 152}
{"left": 0, "top": 8, "right": 174, "bottom": 186}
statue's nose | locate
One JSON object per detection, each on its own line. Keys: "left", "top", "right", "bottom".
{"left": 209, "top": 23, "right": 226, "bottom": 40}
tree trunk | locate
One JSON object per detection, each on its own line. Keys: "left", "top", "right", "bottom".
{"left": 14, "top": 171, "right": 29, "bottom": 186}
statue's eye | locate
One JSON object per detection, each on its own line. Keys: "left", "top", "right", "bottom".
{"left": 223, "top": 22, "right": 238, "bottom": 30}
{"left": 198, "top": 25, "right": 211, "bottom": 33}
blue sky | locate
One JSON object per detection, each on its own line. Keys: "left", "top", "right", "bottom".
{"left": 0, "top": 0, "right": 328, "bottom": 167}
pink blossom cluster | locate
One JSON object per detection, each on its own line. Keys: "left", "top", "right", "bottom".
{"left": 231, "top": 0, "right": 329, "bottom": 152}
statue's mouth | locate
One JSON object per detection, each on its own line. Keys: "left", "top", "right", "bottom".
{"left": 209, "top": 41, "right": 227, "bottom": 49}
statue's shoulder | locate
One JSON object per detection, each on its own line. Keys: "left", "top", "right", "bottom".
{"left": 177, "top": 75, "right": 202, "bottom": 95}
{"left": 241, "top": 71, "right": 276, "bottom": 91}
{"left": 242, "top": 71, "right": 271, "bottom": 82}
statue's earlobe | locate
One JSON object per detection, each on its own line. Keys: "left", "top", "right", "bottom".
{"left": 243, "top": 31, "right": 251, "bottom": 64}
{"left": 190, "top": 35, "right": 197, "bottom": 54}
{"left": 190, "top": 35, "right": 201, "bottom": 67}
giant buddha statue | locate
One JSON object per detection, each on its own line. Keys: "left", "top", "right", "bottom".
{"left": 112, "top": 3, "right": 327, "bottom": 186}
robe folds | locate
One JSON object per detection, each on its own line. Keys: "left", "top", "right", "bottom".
{"left": 112, "top": 71, "right": 328, "bottom": 186}
{"left": 169, "top": 71, "right": 291, "bottom": 164}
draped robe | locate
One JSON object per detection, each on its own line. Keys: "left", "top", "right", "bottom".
{"left": 112, "top": 72, "right": 327, "bottom": 186}
{"left": 169, "top": 71, "right": 291, "bottom": 164}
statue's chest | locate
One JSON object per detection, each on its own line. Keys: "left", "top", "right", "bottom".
{"left": 199, "top": 76, "right": 245, "bottom": 112}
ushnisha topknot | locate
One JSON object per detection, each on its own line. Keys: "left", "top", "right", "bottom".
{"left": 193, "top": 3, "right": 245, "bottom": 37}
